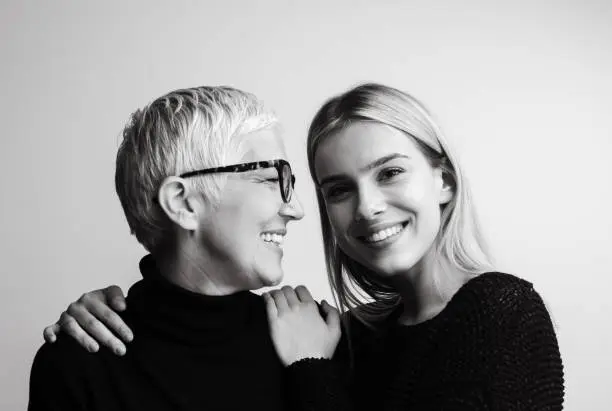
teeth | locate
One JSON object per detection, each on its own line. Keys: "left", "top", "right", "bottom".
{"left": 364, "top": 223, "right": 405, "bottom": 243}
{"left": 260, "top": 233, "right": 285, "bottom": 246}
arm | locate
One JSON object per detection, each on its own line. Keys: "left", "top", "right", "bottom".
{"left": 488, "top": 288, "right": 565, "bottom": 410}
{"left": 43, "top": 286, "right": 133, "bottom": 356}
{"left": 283, "top": 355, "right": 352, "bottom": 411}
{"left": 263, "top": 286, "right": 352, "bottom": 411}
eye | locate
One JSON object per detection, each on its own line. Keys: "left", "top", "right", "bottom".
{"left": 323, "top": 184, "right": 352, "bottom": 202}
{"left": 263, "top": 177, "right": 280, "bottom": 190}
{"left": 378, "top": 167, "right": 404, "bottom": 182}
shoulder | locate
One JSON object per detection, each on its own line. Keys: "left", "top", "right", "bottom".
{"left": 29, "top": 337, "right": 100, "bottom": 404}
{"left": 31, "top": 337, "right": 94, "bottom": 377}
{"left": 464, "top": 271, "right": 532, "bottom": 292}
{"left": 29, "top": 335, "right": 113, "bottom": 408}
{"left": 461, "top": 272, "right": 535, "bottom": 301}
{"left": 453, "top": 272, "right": 551, "bottom": 327}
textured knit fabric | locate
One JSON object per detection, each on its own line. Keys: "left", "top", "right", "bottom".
{"left": 286, "top": 272, "right": 565, "bottom": 410}
{"left": 28, "top": 255, "right": 287, "bottom": 411}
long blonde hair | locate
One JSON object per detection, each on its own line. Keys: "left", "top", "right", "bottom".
{"left": 306, "top": 83, "right": 494, "bottom": 326}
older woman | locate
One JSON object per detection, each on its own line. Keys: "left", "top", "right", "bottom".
{"left": 28, "top": 86, "right": 340, "bottom": 411}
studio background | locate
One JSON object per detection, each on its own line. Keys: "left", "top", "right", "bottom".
{"left": 1, "top": 0, "right": 610, "bottom": 409}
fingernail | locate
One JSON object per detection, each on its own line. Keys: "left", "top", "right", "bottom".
{"left": 87, "top": 345, "right": 99, "bottom": 353}
{"left": 115, "top": 346, "right": 126, "bottom": 356}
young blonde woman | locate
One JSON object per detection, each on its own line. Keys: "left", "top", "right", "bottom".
{"left": 43, "top": 83, "right": 565, "bottom": 410}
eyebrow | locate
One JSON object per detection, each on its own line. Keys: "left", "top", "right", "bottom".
{"left": 318, "top": 153, "right": 411, "bottom": 187}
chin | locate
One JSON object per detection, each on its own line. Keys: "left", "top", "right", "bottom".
{"left": 258, "top": 267, "right": 284, "bottom": 287}
{"left": 267, "top": 277, "right": 283, "bottom": 287}
{"left": 355, "top": 254, "right": 422, "bottom": 279}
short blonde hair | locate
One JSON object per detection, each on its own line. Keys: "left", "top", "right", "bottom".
{"left": 115, "top": 86, "right": 278, "bottom": 252}
{"left": 306, "top": 83, "right": 493, "bottom": 326}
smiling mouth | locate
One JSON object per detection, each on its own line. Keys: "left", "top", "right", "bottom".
{"left": 260, "top": 232, "right": 285, "bottom": 248}
{"left": 358, "top": 220, "right": 410, "bottom": 244}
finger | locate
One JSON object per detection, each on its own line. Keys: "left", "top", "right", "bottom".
{"left": 104, "top": 285, "right": 127, "bottom": 311}
{"left": 262, "top": 293, "right": 278, "bottom": 320}
{"left": 43, "top": 323, "right": 60, "bottom": 343}
{"left": 88, "top": 299, "right": 133, "bottom": 342}
{"left": 321, "top": 300, "right": 340, "bottom": 329}
{"left": 269, "top": 289, "right": 290, "bottom": 313}
{"left": 294, "top": 285, "right": 314, "bottom": 303}
{"left": 281, "top": 286, "right": 300, "bottom": 308}
{"left": 66, "top": 305, "right": 127, "bottom": 355}
{"left": 59, "top": 312, "right": 100, "bottom": 353}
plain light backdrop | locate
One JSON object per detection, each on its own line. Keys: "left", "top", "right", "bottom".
{"left": 1, "top": 0, "right": 611, "bottom": 409}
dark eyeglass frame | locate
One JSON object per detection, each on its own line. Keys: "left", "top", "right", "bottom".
{"left": 179, "top": 159, "right": 296, "bottom": 203}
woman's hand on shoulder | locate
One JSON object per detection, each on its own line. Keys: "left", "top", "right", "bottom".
{"left": 43, "top": 285, "right": 133, "bottom": 356}
{"left": 263, "top": 285, "right": 341, "bottom": 367}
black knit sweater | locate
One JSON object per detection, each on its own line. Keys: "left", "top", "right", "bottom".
{"left": 286, "top": 272, "right": 565, "bottom": 410}
{"left": 29, "top": 263, "right": 564, "bottom": 410}
{"left": 28, "top": 256, "right": 288, "bottom": 411}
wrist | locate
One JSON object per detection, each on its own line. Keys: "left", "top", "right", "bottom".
{"left": 286, "top": 356, "right": 333, "bottom": 367}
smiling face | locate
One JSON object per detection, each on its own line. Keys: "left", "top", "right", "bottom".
{"left": 196, "top": 126, "right": 304, "bottom": 290}
{"left": 314, "top": 121, "right": 452, "bottom": 278}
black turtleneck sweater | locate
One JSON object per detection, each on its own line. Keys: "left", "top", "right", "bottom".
{"left": 28, "top": 256, "right": 287, "bottom": 411}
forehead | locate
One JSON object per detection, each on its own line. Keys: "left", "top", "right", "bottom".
{"left": 240, "top": 126, "right": 288, "bottom": 162}
{"left": 314, "top": 121, "right": 422, "bottom": 177}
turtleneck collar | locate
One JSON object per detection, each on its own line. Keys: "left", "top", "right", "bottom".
{"left": 124, "top": 254, "right": 265, "bottom": 345}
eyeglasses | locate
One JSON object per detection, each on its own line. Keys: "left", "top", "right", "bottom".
{"left": 179, "top": 159, "right": 296, "bottom": 203}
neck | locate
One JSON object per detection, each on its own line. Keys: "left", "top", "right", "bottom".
{"left": 389, "top": 250, "right": 466, "bottom": 325}
{"left": 154, "top": 241, "right": 247, "bottom": 296}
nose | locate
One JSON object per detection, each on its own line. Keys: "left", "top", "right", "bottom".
{"left": 280, "top": 192, "right": 305, "bottom": 221}
{"left": 354, "top": 184, "right": 386, "bottom": 222}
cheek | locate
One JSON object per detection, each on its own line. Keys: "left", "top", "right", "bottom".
{"left": 209, "top": 206, "right": 257, "bottom": 249}
{"left": 325, "top": 203, "right": 353, "bottom": 234}
{"left": 397, "top": 176, "right": 439, "bottom": 210}
{"left": 403, "top": 183, "right": 426, "bottom": 203}
{"left": 224, "top": 189, "right": 276, "bottom": 228}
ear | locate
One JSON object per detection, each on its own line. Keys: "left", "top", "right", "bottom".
{"left": 434, "top": 168, "right": 454, "bottom": 205}
{"left": 157, "top": 176, "right": 203, "bottom": 231}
